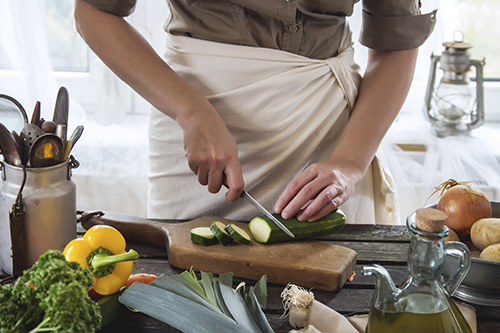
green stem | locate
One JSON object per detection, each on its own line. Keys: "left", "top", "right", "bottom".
{"left": 91, "top": 249, "right": 139, "bottom": 270}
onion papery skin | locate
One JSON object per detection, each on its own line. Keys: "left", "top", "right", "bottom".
{"left": 437, "top": 185, "right": 492, "bottom": 236}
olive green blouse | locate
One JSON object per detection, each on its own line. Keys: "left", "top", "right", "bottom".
{"left": 83, "top": 0, "right": 436, "bottom": 59}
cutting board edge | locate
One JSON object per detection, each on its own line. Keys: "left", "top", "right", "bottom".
{"left": 169, "top": 246, "right": 357, "bottom": 292}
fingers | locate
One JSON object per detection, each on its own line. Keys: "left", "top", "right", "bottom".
{"left": 223, "top": 166, "right": 244, "bottom": 202}
{"left": 274, "top": 164, "right": 355, "bottom": 222}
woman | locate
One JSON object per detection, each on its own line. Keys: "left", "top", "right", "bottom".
{"left": 74, "top": 0, "right": 436, "bottom": 224}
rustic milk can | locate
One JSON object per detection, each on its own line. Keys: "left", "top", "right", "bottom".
{"left": 0, "top": 157, "right": 79, "bottom": 276}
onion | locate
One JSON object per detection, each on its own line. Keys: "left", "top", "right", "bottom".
{"left": 435, "top": 179, "right": 492, "bottom": 236}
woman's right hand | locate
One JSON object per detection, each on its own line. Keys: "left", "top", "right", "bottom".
{"left": 179, "top": 97, "right": 245, "bottom": 202}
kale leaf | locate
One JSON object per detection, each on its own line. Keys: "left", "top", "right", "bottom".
{"left": 0, "top": 250, "right": 101, "bottom": 333}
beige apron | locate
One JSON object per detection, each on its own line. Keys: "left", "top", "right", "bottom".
{"left": 148, "top": 22, "right": 397, "bottom": 224}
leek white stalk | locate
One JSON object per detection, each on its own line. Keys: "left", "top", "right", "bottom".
{"left": 281, "top": 284, "right": 314, "bottom": 328}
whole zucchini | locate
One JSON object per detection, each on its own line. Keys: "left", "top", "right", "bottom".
{"left": 248, "top": 209, "right": 346, "bottom": 243}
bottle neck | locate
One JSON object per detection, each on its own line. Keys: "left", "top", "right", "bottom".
{"left": 407, "top": 223, "right": 448, "bottom": 282}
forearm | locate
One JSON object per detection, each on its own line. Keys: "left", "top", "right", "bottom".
{"left": 328, "top": 48, "right": 418, "bottom": 173}
{"left": 74, "top": 0, "right": 214, "bottom": 127}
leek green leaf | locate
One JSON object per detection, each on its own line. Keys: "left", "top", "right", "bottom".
{"left": 212, "top": 278, "right": 234, "bottom": 319}
{"left": 151, "top": 275, "right": 220, "bottom": 313}
{"left": 254, "top": 275, "right": 268, "bottom": 308}
{"left": 200, "top": 271, "right": 220, "bottom": 310}
{"left": 245, "top": 287, "right": 274, "bottom": 333}
{"left": 218, "top": 281, "right": 263, "bottom": 332}
{"left": 219, "top": 272, "right": 233, "bottom": 287}
{"left": 119, "top": 282, "right": 253, "bottom": 333}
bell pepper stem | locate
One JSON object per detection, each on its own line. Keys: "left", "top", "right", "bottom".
{"left": 91, "top": 249, "right": 139, "bottom": 270}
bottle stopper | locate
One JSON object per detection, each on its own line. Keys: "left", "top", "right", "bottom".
{"left": 415, "top": 208, "right": 448, "bottom": 232}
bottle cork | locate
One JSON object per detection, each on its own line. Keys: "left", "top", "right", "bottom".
{"left": 415, "top": 208, "right": 448, "bottom": 232}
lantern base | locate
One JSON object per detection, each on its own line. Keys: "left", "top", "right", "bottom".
{"left": 431, "top": 120, "right": 471, "bottom": 138}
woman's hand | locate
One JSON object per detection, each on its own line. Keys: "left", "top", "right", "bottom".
{"left": 180, "top": 100, "right": 244, "bottom": 202}
{"left": 274, "top": 161, "right": 364, "bottom": 221}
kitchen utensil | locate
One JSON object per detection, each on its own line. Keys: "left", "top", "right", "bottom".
{"left": 55, "top": 124, "right": 66, "bottom": 153}
{"left": 28, "top": 133, "right": 63, "bottom": 168}
{"left": 0, "top": 122, "right": 23, "bottom": 166}
{"left": 41, "top": 120, "right": 56, "bottom": 133}
{"left": 69, "top": 125, "right": 83, "bottom": 147}
{"left": 222, "top": 177, "right": 294, "bottom": 237}
{"left": 240, "top": 190, "right": 295, "bottom": 237}
{"left": 52, "top": 86, "right": 69, "bottom": 144}
{"left": 20, "top": 123, "right": 43, "bottom": 162}
{"left": 63, "top": 125, "right": 84, "bottom": 160}
{"left": 0, "top": 94, "right": 28, "bottom": 134}
{"left": 80, "top": 212, "right": 357, "bottom": 291}
{"left": 30, "top": 101, "right": 41, "bottom": 127}
{"left": 11, "top": 130, "right": 26, "bottom": 166}
{"left": 0, "top": 159, "right": 78, "bottom": 275}
{"left": 442, "top": 200, "right": 500, "bottom": 306}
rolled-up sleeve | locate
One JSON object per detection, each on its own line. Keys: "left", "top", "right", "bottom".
{"left": 360, "top": 0, "right": 437, "bottom": 50}
{"left": 81, "top": 0, "right": 137, "bottom": 17}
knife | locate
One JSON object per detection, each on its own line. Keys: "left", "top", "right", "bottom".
{"left": 223, "top": 177, "right": 294, "bottom": 238}
{"left": 53, "top": 87, "right": 69, "bottom": 151}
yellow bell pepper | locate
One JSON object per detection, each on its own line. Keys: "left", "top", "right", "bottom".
{"left": 63, "top": 225, "right": 139, "bottom": 295}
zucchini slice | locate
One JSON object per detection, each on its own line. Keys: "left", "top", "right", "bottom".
{"left": 210, "top": 221, "right": 233, "bottom": 246}
{"left": 225, "top": 223, "right": 252, "bottom": 244}
{"left": 191, "top": 227, "right": 219, "bottom": 246}
{"left": 248, "top": 209, "right": 346, "bottom": 244}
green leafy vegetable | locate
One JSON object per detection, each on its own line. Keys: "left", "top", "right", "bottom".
{"left": 119, "top": 269, "right": 273, "bottom": 333}
{"left": 0, "top": 250, "right": 101, "bottom": 332}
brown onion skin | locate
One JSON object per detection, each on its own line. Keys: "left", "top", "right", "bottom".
{"left": 437, "top": 184, "right": 492, "bottom": 237}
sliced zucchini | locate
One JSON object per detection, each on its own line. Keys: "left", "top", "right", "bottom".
{"left": 248, "top": 209, "right": 346, "bottom": 244}
{"left": 191, "top": 227, "right": 218, "bottom": 246}
{"left": 210, "top": 221, "right": 233, "bottom": 246}
{"left": 225, "top": 223, "right": 251, "bottom": 244}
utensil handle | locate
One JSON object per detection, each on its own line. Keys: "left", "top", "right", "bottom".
{"left": 443, "top": 241, "right": 472, "bottom": 295}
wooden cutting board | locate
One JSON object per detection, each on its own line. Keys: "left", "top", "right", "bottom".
{"left": 80, "top": 211, "right": 357, "bottom": 291}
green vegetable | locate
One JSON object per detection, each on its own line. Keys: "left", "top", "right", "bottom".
{"left": 0, "top": 250, "right": 101, "bottom": 332}
{"left": 118, "top": 269, "right": 273, "bottom": 333}
{"left": 225, "top": 223, "right": 252, "bottom": 244}
{"left": 191, "top": 226, "right": 219, "bottom": 246}
{"left": 97, "top": 289, "right": 124, "bottom": 328}
{"left": 210, "top": 220, "right": 234, "bottom": 246}
{"left": 249, "top": 209, "right": 346, "bottom": 243}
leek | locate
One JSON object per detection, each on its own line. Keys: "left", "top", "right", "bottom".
{"left": 217, "top": 281, "right": 263, "bottom": 332}
{"left": 150, "top": 275, "right": 220, "bottom": 313}
{"left": 119, "top": 282, "right": 252, "bottom": 333}
{"left": 118, "top": 269, "right": 274, "bottom": 333}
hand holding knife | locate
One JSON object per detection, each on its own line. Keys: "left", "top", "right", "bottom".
{"left": 222, "top": 176, "right": 295, "bottom": 238}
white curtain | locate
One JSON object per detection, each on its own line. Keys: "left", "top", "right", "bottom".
{"left": 3, "top": 0, "right": 497, "bottom": 223}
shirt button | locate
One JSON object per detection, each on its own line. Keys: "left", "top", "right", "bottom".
{"left": 289, "top": 24, "right": 300, "bottom": 33}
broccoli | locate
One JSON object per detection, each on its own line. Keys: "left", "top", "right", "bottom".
{"left": 0, "top": 250, "right": 101, "bottom": 332}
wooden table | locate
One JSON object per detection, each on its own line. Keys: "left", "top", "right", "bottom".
{"left": 2, "top": 223, "right": 499, "bottom": 332}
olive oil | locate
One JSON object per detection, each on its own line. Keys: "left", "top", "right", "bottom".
{"left": 366, "top": 294, "right": 472, "bottom": 333}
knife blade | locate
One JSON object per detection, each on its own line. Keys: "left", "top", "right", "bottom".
{"left": 53, "top": 87, "right": 69, "bottom": 151}
{"left": 239, "top": 189, "right": 295, "bottom": 238}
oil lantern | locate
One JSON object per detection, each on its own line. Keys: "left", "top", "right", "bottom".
{"left": 423, "top": 32, "right": 485, "bottom": 137}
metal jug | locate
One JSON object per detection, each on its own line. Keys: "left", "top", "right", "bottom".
{"left": 0, "top": 157, "right": 79, "bottom": 275}
{"left": 363, "top": 208, "right": 472, "bottom": 333}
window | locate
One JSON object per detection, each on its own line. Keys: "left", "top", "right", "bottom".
{"left": 458, "top": 0, "right": 500, "bottom": 80}
{"left": 46, "top": 0, "right": 88, "bottom": 72}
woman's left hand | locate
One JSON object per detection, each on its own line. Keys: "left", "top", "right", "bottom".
{"left": 273, "top": 161, "right": 364, "bottom": 221}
